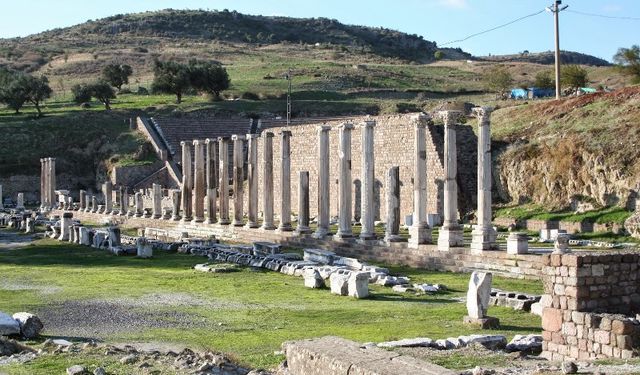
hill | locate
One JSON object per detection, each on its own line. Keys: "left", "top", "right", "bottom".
{"left": 491, "top": 86, "right": 640, "bottom": 210}
{"left": 479, "top": 50, "right": 611, "bottom": 67}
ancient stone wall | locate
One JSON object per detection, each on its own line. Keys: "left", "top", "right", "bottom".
{"left": 111, "top": 161, "right": 164, "bottom": 188}
{"left": 541, "top": 253, "right": 640, "bottom": 361}
{"left": 251, "top": 114, "right": 477, "bottom": 222}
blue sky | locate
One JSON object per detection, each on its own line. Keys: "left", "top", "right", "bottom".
{"left": 0, "top": 0, "right": 638, "bottom": 61}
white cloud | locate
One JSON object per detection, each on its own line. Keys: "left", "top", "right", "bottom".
{"left": 438, "top": 0, "right": 469, "bottom": 9}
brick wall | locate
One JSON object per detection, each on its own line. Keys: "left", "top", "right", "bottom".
{"left": 540, "top": 253, "right": 640, "bottom": 361}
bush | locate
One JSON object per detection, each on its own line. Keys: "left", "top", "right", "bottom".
{"left": 136, "top": 86, "right": 149, "bottom": 95}
{"left": 133, "top": 47, "right": 149, "bottom": 53}
{"left": 72, "top": 84, "right": 92, "bottom": 104}
{"left": 240, "top": 91, "right": 260, "bottom": 100}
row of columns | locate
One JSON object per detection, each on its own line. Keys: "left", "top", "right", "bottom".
{"left": 40, "top": 157, "right": 56, "bottom": 210}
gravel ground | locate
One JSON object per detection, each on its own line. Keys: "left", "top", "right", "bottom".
{"left": 0, "top": 231, "right": 34, "bottom": 249}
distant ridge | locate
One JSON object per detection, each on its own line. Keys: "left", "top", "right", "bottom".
{"left": 478, "top": 50, "right": 611, "bottom": 66}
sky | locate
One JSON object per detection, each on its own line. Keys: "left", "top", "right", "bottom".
{"left": 0, "top": 0, "right": 638, "bottom": 61}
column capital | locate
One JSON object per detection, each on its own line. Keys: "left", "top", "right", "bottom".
{"left": 192, "top": 139, "right": 204, "bottom": 146}
{"left": 205, "top": 138, "right": 216, "bottom": 144}
{"left": 439, "top": 110, "right": 463, "bottom": 126}
{"left": 217, "top": 136, "right": 230, "bottom": 142}
{"left": 360, "top": 120, "right": 376, "bottom": 129}
{"left": 48, "top": 157, "right": 56, "bottom": 162}
{"left": 472, "top": 106, "right": 494, "bottom": 120}
{"left": 231, "top": 134, "right": 244, "bottom": 141}
{"left": 338, "top": 122, "right": 354, "bottom": 130}
{"left": 180, "top": 141, "right": 191, "bottom": 147}
{"left": 264, "top": 131, "right": 274, "bottom": 138}
{"left": 317, "top": 125, "right": 332, "bottom": 133}
{"left": 280, "top": 130, "right": 292, "bottom": 137}
{"left": 245, "top": 133, "right": 259, "bottom": 140}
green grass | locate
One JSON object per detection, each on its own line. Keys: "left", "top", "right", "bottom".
{"left": 0, "top": 235, "right": 542, "bottom": 372}
{"left": 494, "top": 204, "right": 632, "bottom": 225}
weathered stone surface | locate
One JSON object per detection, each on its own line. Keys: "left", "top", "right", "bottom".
{"left": 304, "top": 248, "right": 335, "bottom": 264}
{"left": 283, "top": 336, "right": 455, "bottom": 375}
{"left": 136, "top": 237, "right": 153, "bottom": 258}
{"left": 348, "top": 271, "right": 369, "bottom": 299}
{"left": 506, "top": 334, "right": 543, "bottom": 353}
{"left": 12, "top": 312, "right": 43, "bottom": 339}
{"left": 66, "top": 365, "right": 86, "bottom": 375}
{"left": 466, "top": 271, "right": 492, "bottom": 319}
{"left": 0, "top": 312, "right": 20, "bottom": 336}
{"left": 377, "top": 338, "right": 433, "bottom": 348}
{"left": 330, "top": 272, "right": 350, "bottom": 296}
{"left": 303, "top": 268, "right": 324, "bottom": 289}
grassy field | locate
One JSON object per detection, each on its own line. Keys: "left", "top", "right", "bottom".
{"left": 0, "top": 233, "right": 542, "bottom": 373}
{"left": 495, "top": 204, "right": 632, "bottom": 225}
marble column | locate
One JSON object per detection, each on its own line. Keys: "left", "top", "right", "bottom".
{"left": 408, "top": 114, "right": 432, "bottom": 247}
{"left": 171, "top": 190, "right": 182, "bottom": 221}
{"left": 471, "top": 107, "right": 498, "bottom": 252}
{"left": 334, "top": 123, "right": 353, "bottom": 240}
{"left": 261, "top": 132, "right": 276, "bottom": 230}
{"left": 152, "top": 183, "right": 162, "bottom": 219}
{"left": 385, "top": 166, "right": 402, "bottom": 242}
{"left": 218, "top": 137, "right": 231, "bottom": 225}
{"left": 118, "top": 187, "right": 127, "bottom": 216}
{"left": 91, "top": 195, "right": 98, "bottom": 213}
{"left": 246, "top": 134, "right": 259, "bottom": 228}
{"left": 231, "top": 135, "right": 244, "bottom": 226}
{"left": 79, "top": 190, "right": 86, "bottom": 212}
{"left": 84, "top": 195, "right": 92, "bottom": 212}
{"left": 438, "top": 111, "right": 464, "bottom": 250}
{"left": 40, "top": 158, "right": 46, "bottom": 209}
{"left": 205, "top": 138, "right": 218, "bottom": 224}
{"left": 58, "top": 212, "right": 73, "bottom": 241}
{"left": 180, "top": 141, "right": 193, "bottom": 222}
{"left": 0, "top": 185, "right": 4, "bottom": 210}
{"left": 48, "top": 157, "right": 56, "bottom": 210}
{"left": 296, "top": 171, "right": 312, "bottom": 234}
{"left": 135, "top": 192, "right": 143, "bottom": 217}
{"left": 314, "top": 125, "right": 331, "bottom": 238}
{"left": 16, "top": 193, "right": 25, "bottom": 210}
{"left": 103, "top": 181, "right": 113, "bottom": 214}
{"left": 360, "top": 120, "right": 376, "bottom": 240}
{"left": 278, "top": 131, "right": 293, "bottom": 231}
{"left": 192, "top": 140, "right": 206, "bottom": 223}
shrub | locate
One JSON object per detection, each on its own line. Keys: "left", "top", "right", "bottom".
{"left": 240, "top": 91, "right": 260, "bottom": 100}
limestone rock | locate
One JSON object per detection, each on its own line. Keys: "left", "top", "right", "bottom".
{"left": 12, "top": 312, "right": 43, "bottom": 339}
{"left": 93, "top": 367, "right": 106, "bottom": 375}
{"left": 347, "top": 272, "right": 369, "bottom": 298}
{"left": 330, "top": 272, "right": 350, "bottom": 296}
{"left": 120, "top": 354, "right": 138, "bottom": 364}
{"left": 66, "top": 365, "right": 86, "bottom": 375}
{"left": 377, "top": 338, "right": 433, "bottom": 348}
{"left": 561, "top": 361, "right": 578, "bottom": 374}
{"left": 625, "top": 211, "right": 640, "bottom": 239}
{"left": 506, "top": 334, "right": 543, "bottom": 354}
{"left": 553, "top": 233, "right": 571, "bottom": 254}
{"left": 0, "top": 336, "right": 32, "bottom": 356}
{"left": 0, "top": 312, "right": 20, "bottom": 336}
{"left": 466, "top": 272, "right": 492, "bottom": 319}
{"left": 303, "top": 268, "right": 324, "bottom": 289}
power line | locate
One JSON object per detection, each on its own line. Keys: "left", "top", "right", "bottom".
{"left": 439, "top": 9, "right": 546, "bottom": 46}
{"left": 566, "top": 9, "right": 640, "bottom": 21}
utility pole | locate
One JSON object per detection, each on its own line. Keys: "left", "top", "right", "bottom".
{"left": 285, "top": 69, "right": 292, "bottom": 126}
{"left": 548, "top": 0, "right": 568, "bottom": 99}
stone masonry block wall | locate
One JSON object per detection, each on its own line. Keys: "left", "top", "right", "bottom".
{"left": 251, "top": 114, "right": 477, "bottom": 223}
{"left": 541, "top": 253, "right": 640, "bottom": 361}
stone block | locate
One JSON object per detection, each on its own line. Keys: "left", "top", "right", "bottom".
{"left": 303, "top": 268, "right": 324, "bottom": 289}
{"left": 348, "top": 271, "right": 369, "bottom": 298}
{"left": 594, "top": 330, "right": 610, "bottom": 345}
{"left": 612, "top": 320, "right": 634, "bottom": 335}
{"left": 0, "top": 312, "right": 20, "bottom": 336}
{"left": 330, "top": 273, "right": 349, "bottom": 296}
{"left": 542, "top": 308, "right": 563, "bottom": 332}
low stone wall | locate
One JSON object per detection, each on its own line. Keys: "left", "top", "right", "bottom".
{"left": 494, "top": 217, "right": 624, "bottom": 234}
{"left": 282, "top": 336, "right": 455, "bottom": 375}
{"left": 53, "top": 209, "right": 545, "bottom": 279}
{"left": 540, "top": 253, "right": 640, "bottom": 361}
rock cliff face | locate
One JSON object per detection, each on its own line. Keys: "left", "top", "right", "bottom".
{"left": 491, "top": 87, "right": 640, "bottom": 210}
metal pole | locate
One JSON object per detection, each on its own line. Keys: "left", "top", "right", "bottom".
{"left": 554, "top": 0, "right": 561, "bottom": 99}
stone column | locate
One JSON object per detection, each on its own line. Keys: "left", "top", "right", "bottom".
{"left": 471, "top": 107, "right": 498, "bottom": 252}
{"left": 408, "top": 114, "right": 432, "bottom": 247}
{"left": 192, "top": 140, "right": 206, "bottom": 223}
{"left": 85, "top": 194, "right": 92, "bottom": 213}
{"left": 231, "top": 135, "right": 244, "bottom": 226}
{"left": 334, "top": 123, "right": 353, "bottom": 240}
{"left": 91, "top": 195, "right": 98, "bottom": 213}
{"left": 40, "top": 158, "right": 46, "bottom": 209}
{"left": 152, "top": 184, "right": 162, "bottom": 219}
{"left": 48, "top": 157, "right": 56, "bottom": 210}
{"left": 385, "top": 166, "right": 402, "bottom": 242}
{"left": 296, "top": 171, "right": 312, "bottom": 234}
{"left": 16, "top": 193, "right": 25, "bottom": 210}
{"left": 360, "top": 120, "right": 376, "bottom": 240}
{"left": 135, "top": 192, "right": 143, "bottom": 217}
{"left": 218, "top": 137, "right": 231, "bottom": 225}
{"left": 261, "top": 132, "right": 276, "bottom": 230}
{"left": 245, "top": 134, "right": 259, "bottom": 228}
{"left": 58, "top": 212, "right": 73, "bottom": 241}
{"left": 438, "top": 110, "right": 464, "bottom": 250}
{"left": 171, "top": 190, "right": 181, "bottom": 221}
{"left": 314, "top": 125, "right": 331, "bottom": 238}
{"left": 0, "top": 184, "right": 4, "bottom": 210}
{"left": 181, "top": 141, "right": 193, "bottom": 222}
{"left": 205, "top": 138, "right": 218, "bottom": 224}
{"left": 103, "top": 181, "right": 113, "bottom": 214}
{"left": 278, "top": 131, "right": 293, "bottom": 231}
{"left": 79, "top": 190, "right": 86, "bottom": 212}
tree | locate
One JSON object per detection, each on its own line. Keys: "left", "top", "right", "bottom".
{"left": 613, "top": 45, "right": 640, "bottom": 84}
{"left": 25, "top": 75, "right": 52, "bottom": 117}
{"left": 534, "top": 70, "right": 555, "bottom": 89}
{"left": 188, "top": 60, "right": 230, "bottom": 99}
{"left": 102, "top": 64, "right": 133, "bottom": 90}
{"left": 151, "top": 60, "right": 191, "bottom": 103}
{"left": 0, "top": 70, "right": 51, "bottom": 115}
{"left": 71, "top": 84, "right": 92, "bottom": 104}
{"left": 484, "top": 65, "right": 513, "bottom": 99}
{"left": 434, "top": 50, "right": 444, "bottom": 60}
{"left": 561, "top": 65, "right": 588, "bottom": 94}
{"left": 89, "top": 81, "right": 116, "bottom": 110}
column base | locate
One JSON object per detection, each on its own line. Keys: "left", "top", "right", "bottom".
{"left": 295, "top": 226, "right": 312, "bottom": 235}
{"left": 437, "top": 227, "right": 464, "bottom": 251}
{"left": 245, "top": 221, "right": 260, "bottom": 229}
{"left": 205, "top": 218, "right": 217, "bottom": 225}
{"left": 171, "top": 215, "right": 181, "bottom": 221}
{"left": 232, "top": 219, "right": 244, "bottom": 226}
{"left": 135, "top": 213, "right": 143, "bottom": 218}
{"left": 192, "top": 217, "right": 205, "bottom": 224}
{"left": 277, "top": 224, "right": 294, "bottom": 232}
{"left": 218, "top": 218, "right": 231, "bottom": 226}
{"left": 313, "top": 227, "right": 330, "bottom": 239}
{"left": 359, "top": 232, "right": 376, "bottom": 241}
{"left": 384, "top": 234, "right": 404, "bottom": 243}
{"left": 408, "top": 225, "right": 432, "bottom": 248}
{"left": 261, "top": 224, "right": 277, "bottom": 230}
{"left": 333, "top": 230, "right": 353, "bottom": 241}
{"left": 153, "top": 214, "right": 162, "bottom": 219}
{"left": 470, "top": 226, "right": 498, "bottom": 253}
{"left": 181, "top": 217, "right": 193, "bottom": 224}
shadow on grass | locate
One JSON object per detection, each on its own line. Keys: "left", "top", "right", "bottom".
{"left": 368, "top": 294, "right": 457, "bottom": 305}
